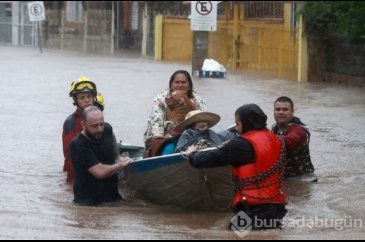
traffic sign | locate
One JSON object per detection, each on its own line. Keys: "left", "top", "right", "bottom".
{"left": 191, "top": 1, "right": 217, "bottom": 31}
{"left": 28, "top": 1, "right": 45, "bottom": 22}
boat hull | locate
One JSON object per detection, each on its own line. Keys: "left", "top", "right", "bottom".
{"left": 118, "top": 143, "right": 234, "bottom": 210}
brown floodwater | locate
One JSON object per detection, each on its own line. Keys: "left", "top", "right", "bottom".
{"left": 0, "top": 45, "right": 364, "bottom": 239}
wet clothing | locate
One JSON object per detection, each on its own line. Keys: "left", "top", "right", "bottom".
{"left": 232, "top": 131, "right": 286, "bottom": 207}
{"left": 231, "top": 203, "right": 287, "bottom": 231}
{"left": 188, "top": 129, "right": 287, "bottom": 229}
{"left": 175, "top": 129, "right": 226, "bottom": 152}
{"left": 70, "top": 123, "right": 121, "bottom": 206}
{"left": 188, "top": 136, "right": 255, "bottom": 168}
{"left": 144, "top": 90, "right": 207, "bottom": 142}
{"left": 272, "top": 117, "right": 315, "bottom": 177}
{"left": 62, "top": 109, "right": 82, "bottom": 183}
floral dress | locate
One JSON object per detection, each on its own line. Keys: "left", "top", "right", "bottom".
{"left": 144, "top": 90, "right": 207, "bottom": 142}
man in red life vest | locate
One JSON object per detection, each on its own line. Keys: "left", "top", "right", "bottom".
{"left": 62, "top": 76, "right": 104, "bottom": 183}
{"left": 184, "top": 104, "right": 287, "bottom": 230}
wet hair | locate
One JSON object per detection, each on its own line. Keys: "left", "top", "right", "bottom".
{"left": 235, "top": 104, "right": 267, "bottom": 133}
{"left": 275, "top": 96, "right": 294, "bottom": 110}
{"left": 82, "top": 106, "right": 102, "bottom": 122}
{"left": 169, "top": 70, "right": 194, "bottom": 98}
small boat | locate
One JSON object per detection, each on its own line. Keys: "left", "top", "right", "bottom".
{"left": 118, "top": 143, "right": 234, "bottom": 210}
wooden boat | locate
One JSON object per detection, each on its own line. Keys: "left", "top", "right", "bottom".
{"left": 118, "top": 144, "right": 234, "bottom": 210}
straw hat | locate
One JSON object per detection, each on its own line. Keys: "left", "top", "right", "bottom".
{"left": 175, "top": 110, "right": 220, "bottom": 132}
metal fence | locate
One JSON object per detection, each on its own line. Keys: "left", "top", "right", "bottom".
{"left": 244, "top": 1, "right": 284, "bottom": 20}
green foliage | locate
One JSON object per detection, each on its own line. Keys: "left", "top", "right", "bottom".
{"left": 299, "top": 1, "right": 365, "bottom": 44}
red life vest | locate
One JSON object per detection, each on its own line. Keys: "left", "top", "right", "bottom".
{"left": 62, "top": 109, "right": 83, "bottom": 183}
{"left": 232, "top": 130, "right": 286, "bottom": 207}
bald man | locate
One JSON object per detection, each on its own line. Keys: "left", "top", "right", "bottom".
{"left": 70, "top": 106, "right": 131, "bottom": 206}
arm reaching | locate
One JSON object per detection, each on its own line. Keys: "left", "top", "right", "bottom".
{"left": 88, "top": 157, "right": 131, "bottom": 180}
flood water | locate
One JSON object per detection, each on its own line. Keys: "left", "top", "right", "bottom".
{"left": 0, "top": 45, "right": 364, "bottom": 239}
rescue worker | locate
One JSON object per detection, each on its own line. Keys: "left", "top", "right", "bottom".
{"left": 70, "top": 106, "right": 131, "bottom": 206}
{"left": 184, "top": 104, "right": 287, "bottom": 230}
{"left": 272, "top": 96, "right": 316, "bottom": 179}
{"left": 62, "top": 76, "right": 104, "bottom": 183}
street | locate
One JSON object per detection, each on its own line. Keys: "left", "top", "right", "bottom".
{"left": 0, "top": 45, "right": 364, "bottom": 239}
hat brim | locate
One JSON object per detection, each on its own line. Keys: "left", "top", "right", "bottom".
{"left": 175, "top": 112, "right": 220, "bottom": 132}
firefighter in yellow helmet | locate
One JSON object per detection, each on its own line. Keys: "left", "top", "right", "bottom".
{"left": 69, "top": 76, "right": 97, "bottom": 109}
{"left": 63, "top": 76, "right": 104, "bottom": 183}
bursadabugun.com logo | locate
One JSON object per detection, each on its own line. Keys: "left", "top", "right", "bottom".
{"left": 230, "top": 211, "right": 253, "bottom": 238}
{"left": 231, "top": 211, "right": 363, "bottom": 238}
{"left": 282, "top": 216, "right": 363, "bottom": 231}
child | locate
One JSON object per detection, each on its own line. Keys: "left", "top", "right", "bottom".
{"left": 175, "top": 110, "right": 226, "bottom": 152}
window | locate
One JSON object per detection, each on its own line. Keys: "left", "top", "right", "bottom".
{"left": 245, "top": 2, "right": 284, "bottom": 20}
{"left": 0, "top": 3, "right": 12, "bottom": 22}
{"left": 66, "top": 1, "right": 84, "bottom": 22}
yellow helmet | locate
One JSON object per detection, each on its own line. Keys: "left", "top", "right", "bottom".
{"left": 95, "top": 92, "right": 105, "bottom": 111}
{"left": 69, "top": 76, "right": 97, "bottom": 97}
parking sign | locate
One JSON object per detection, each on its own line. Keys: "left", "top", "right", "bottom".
{"left": 191, "top": 1, "right": 218, "bottom": 31}
{"left": 28, "top": 1, "right": 46, "bottom": 22}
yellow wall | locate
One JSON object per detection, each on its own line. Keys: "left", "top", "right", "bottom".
{"left": 298, "top": 15, "right": 308, "bottom": 82}
{"left": 160, "top": 18, "right": 231, "bottom": 63}
{"left": 158, "top": 3, "right": 302, "bottom": 81}
{"left": 154, "top": 15, "right": 163, "bottom": 60}
{"left": 238, "top": 21, "right": 298, "bottom": 81}
{"left": 162, "top": 18, "right": 193, "bottom": 61}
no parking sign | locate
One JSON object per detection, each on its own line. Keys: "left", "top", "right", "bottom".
{"left": 191, "top": 1, "right": 218, "bottom": 31}
{"left": 28, "top": 1, "right": 45, "bottom": 22}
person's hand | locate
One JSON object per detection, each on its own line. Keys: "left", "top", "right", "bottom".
{"left": 117, "top": 156, "right": 132, "bottom": 169}
{"left": 166, "top": 122, "right": 177, "bottom": 136}
{"left": 169, "top": 127, "right": 181, "bottom": 137}
{"left": 164, "top": 133, "right": 173, "bottom": 139}
{"left": 183, "top": 145, "right": 198, "bottom": 158}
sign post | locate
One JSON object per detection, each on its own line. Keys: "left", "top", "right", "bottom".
{"left": 28, "top": 1, "right": 46, "bottom": 53}
{"left": 191, "top": 1, "right": 218, "bottom": 76}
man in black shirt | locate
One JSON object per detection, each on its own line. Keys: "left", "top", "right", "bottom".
{"left": 70, "top": 106, "right": 131, "bottom": 206}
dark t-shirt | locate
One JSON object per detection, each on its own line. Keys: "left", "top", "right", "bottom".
{"left": 70, "top": 123, "right": 121, "bottom": 206}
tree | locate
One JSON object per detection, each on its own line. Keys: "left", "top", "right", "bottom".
{"left": 300, "top": 1, "right": 365, "bottom": 44}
